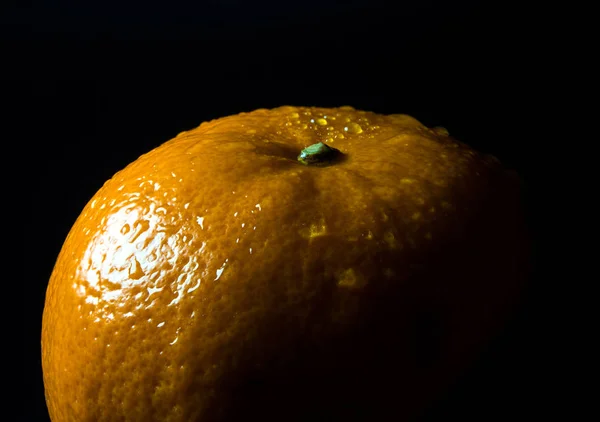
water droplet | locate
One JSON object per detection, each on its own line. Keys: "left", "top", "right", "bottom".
{"left": 120, "top": 224, "right": 131, "bottom": 235}
{"left": 316, "top": 118, "right": 328, "bottom": 126}
{"left": 337, "top": 268, "right": 365, "bottom": 289}
{"left": 299, "top": 219, "right": 327, "bottom": 239}
{"left": 246, "top": 129, "right": 257, "bottom": 134}
{"left": 433, "top": 127, "right": 449, "bottom": 136}
{"left": 289, "top": 112, "right": 299, "bottom": 118}
{"left": 215, "top": 259, "right": 228, "bottom": 280}
{"left": 337, "top": 268, "right": 356, "bottom": 287}
{"left": 344, "top": 122, "right": 363, "bottom": 134}
{"left": 384, "top": 231, "right": 396, "bottom": 248}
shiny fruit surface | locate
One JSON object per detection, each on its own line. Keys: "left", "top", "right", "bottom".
{"left": 42, "top": 106, "right": 530, "bottom": 421}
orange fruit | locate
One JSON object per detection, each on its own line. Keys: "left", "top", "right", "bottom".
{"left": 42, "top": 106, "right": 530, "bottom": 421}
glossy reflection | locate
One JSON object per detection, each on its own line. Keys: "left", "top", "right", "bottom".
{"left": 43, "top": 106, "right": 529, "bottom": 422}
{"left": 75, "top": 189, "right": 214, "bottom": 322}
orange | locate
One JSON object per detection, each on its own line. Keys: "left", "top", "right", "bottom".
{"left": 42, "top": 106, "right": 530, "bottom": 421}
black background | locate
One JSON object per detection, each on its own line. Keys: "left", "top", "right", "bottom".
{"left": 4, "top": 1, "right": 562, "bottom": 421}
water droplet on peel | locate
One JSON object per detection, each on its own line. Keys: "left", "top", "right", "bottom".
{"left": 344, "top": 122, "right": 363, "bottom": 134}
{"left": 289, "top": 112, "right": 299, "bottom": 118}
{"left": 316, "top": 118, "right": 328, "bottom": 126}
{"left": 299, "top": 219, "right": 327, "bottom": 239}
{"left": 215, "top": 259, "right": 228, "bottom": 280}
{"left": 384, "top": 231, "right": 396, "bottom": 248}
{"left": 337, "top": 268, "right": 365, "bottom": 289}
{"left": 433, "top": 127, "right": 449, "bottom": 136}
{"left": 120, "top": 224, "right": 131, "bottom": 235}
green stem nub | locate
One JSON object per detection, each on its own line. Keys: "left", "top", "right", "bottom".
{"left": 297, "top": 142, "right": 343, "bottom": 166}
